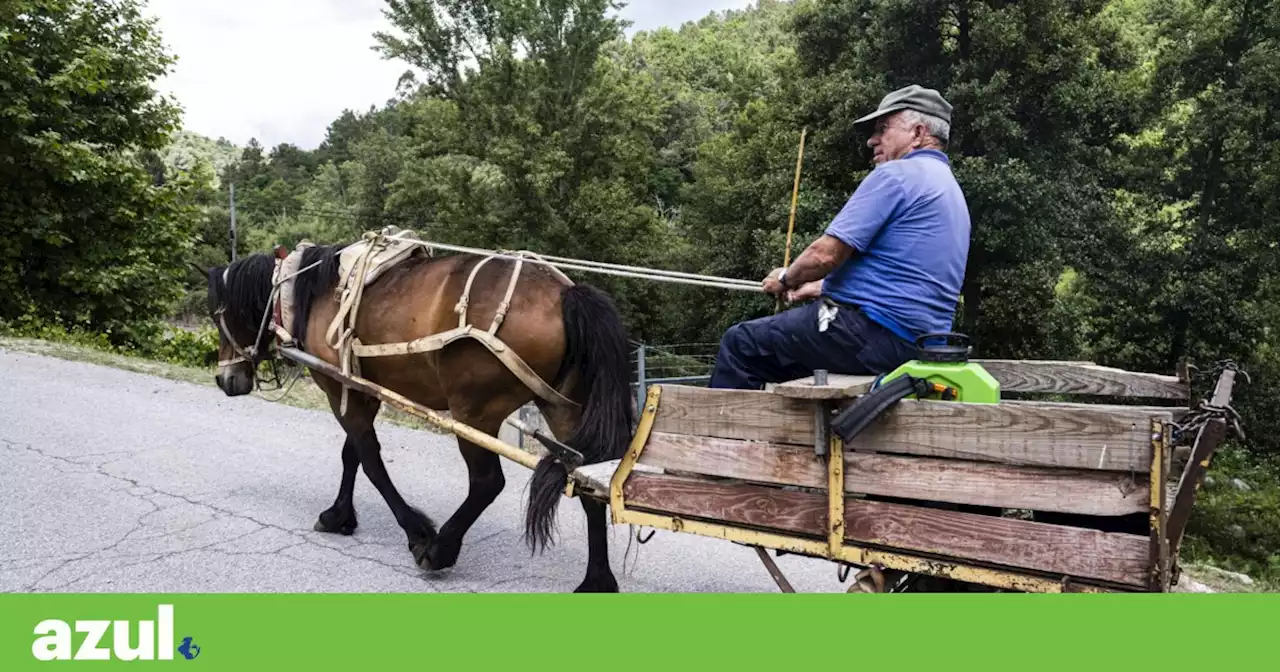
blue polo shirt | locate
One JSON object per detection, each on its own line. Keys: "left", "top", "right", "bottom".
{"left": 821, "top": 149, "right": 970, "bottom": 344}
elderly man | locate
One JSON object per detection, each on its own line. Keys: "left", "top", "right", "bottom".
{"left": 709, "top": 85, "right": 971, "bottom": 390}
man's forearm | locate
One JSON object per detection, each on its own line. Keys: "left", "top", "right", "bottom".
{"left": 784, "top": 235, "right": 853, "bottom": 287}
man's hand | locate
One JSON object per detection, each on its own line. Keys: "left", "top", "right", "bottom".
{"left": 762, "top": 235, "right": 852, "bottom": 299}
{"left": 762, "top": 267, "right": 787, "bottom": 296}
{"left": 786, "top": 280, "right": 823, "bottom": 304}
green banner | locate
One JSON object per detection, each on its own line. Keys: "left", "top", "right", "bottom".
{"left": 1, "top": 594, "right": 1274, "bottom": 669}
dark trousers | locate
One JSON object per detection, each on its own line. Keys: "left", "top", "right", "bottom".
{"left": 709, "top": 299, "right": 918, "bottom": 390}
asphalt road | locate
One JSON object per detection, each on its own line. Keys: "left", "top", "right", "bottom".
{"left": 0, "top": 349, "right": 847, "bottom": 593}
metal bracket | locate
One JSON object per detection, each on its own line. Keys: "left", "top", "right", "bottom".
{"left": 505, "top": 417, "right": 584, "bottom": 470}
{"left": 813, "top": 369, "right": 830, "bottom": 458}
{"left": 754, "top": 546, "right": 796, "bottom": 593}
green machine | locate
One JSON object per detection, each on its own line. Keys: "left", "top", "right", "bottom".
{"left": 831, "top": 332, "right": 1000, "bottom": 443}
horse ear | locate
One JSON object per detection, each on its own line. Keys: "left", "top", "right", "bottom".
{"left": 274, "top": 244, "right": 290, "bottom": 260}
{"left": 189, "top": 262, "right": 210, "bottom": 281}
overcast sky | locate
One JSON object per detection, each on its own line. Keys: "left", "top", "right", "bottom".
{"left": 145, "top": 0, "right": 755, "bottom": 150}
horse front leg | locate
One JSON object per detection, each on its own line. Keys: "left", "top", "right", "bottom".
{"left": 313, "top": 436, "right": 359, "bottom": 535}
{"left": 314, "top": 375, "right": 438, "bottom": 566}
{"left": 351, "top": 422, "right": 438, "bottom": 568}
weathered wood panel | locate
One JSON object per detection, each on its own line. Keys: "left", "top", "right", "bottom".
{"left": 1167, "top": 420, "right": 1227, "bottom": 557}
{"left": 974, "top": 360, "right": 1188, "bottom": 399}
{"left": 843, "top": 493, "right": 1149, "bottom": 588}
{"left": 571, "top": 459, "right": 622, "bottom": 498}
{"left": 624, "top": 472, "right": 1149, "bottom": 587}
{"left": 642, "top": 431, "right": 820, "bottom": 486}
{"left": 842, "top": 453, "right": 1148, "bottom": 514}
{"left": 1002, "top": 400, "right": 1187, "bottom": 422}
{"left": 846, "top": 398, "right": 1165, "bottom": 471}
{"left": 641, "top": 432, "right": 1148, "bottom": 515}
{"left": 1167, "top": 369, "right": 1237, "bottom": 558}
{"left": 626, "top": 471, "right": 828, "bottom": 534}
{"left": 654, "top": 385, "right": 1168, "bottom": 471}
{"left": 653, "top": 385, "right": 813, "bottom": 444}
{"left": 771, "top": 374, "right": 877, "bottom": 400}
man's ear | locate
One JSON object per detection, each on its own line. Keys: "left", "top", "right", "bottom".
{"left": 909, "top": 124, "right": 925, "bottom": 149}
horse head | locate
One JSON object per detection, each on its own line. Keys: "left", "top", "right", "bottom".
{"left": 200, "top": 255, "right": 277, "bottom": 397}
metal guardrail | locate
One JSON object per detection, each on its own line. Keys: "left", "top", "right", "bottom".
{"left": 631, "top": 342, "right": 714, "bottom": 410}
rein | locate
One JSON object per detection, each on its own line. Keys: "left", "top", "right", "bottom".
{"left": 214, "top": 259, "right": 322, "bottom": 392}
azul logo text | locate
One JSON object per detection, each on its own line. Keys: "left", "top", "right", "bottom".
{"left": 31, "top": 604, "right": 199, "bottom": 661}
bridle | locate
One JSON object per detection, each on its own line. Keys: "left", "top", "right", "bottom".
{"left": 213, "top": 268, "right": 280, "bottom": 370}
{"left": 212, "top": 256, "right": 323, "bottom": 392}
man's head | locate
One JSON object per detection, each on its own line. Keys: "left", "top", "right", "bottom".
{"left": 854, "top": 85, "right": 952, "bottom": 165}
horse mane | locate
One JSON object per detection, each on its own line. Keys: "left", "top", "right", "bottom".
{"left": 209, "top": 254, "right": 276, "bottom": 340}
{"left": 208, "top": 242, "right": 347, "bottom": 349}
{"left": 290, "top": 243, "right": 347, "bottom": 345}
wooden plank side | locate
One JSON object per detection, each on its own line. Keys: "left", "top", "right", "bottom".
{"left": 624, "top": 473, "right": 1149, "bottom": 587}
{"left": 640, "top": 431, "right": 1148, "bottom": 515}
{"left": 653, "top": 385, "right": 1168, "bottom": 471}
{"left": 845, "top": 453, "right": 1148, "bottom": 515}
{"left": 652, "top": 385, "right": 812, "bottom": 444}
{"left": 641, "top": 431, "right": 823, "bottom": 486}
{"left": 1002, "top": 400, "right": 1188, "bottom": 422}
{"left": 624, "top": 472, "right": 828, "bottom": 539}
{"left": 974, "top": 360, "right": 1188, "bottom": 399}
{"left": 844, "top": 496, "right": 1149, "bottom": 588}
{"left": 847, "top": 399, "right": 1165, "bottom": 472}
{"left": 1166, "top": 419, "right": 1227, "bottom": 558}
{"left": 572, "top": 459, "right": 627, "bottom": 498}
{"left": 771, "top": 374, "right": 877, "bottom": 400}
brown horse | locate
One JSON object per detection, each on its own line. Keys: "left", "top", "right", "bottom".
{"left": 200, "top": 242, "right": 635, "bottom": 592}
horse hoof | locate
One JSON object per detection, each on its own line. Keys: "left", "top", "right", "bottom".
{"left": 314, "top": 508, "right": 357, "bottom": 535}
{"left": 422, "top": 538, "right": 461, "bottom": 572}
{"left": 410, "top": 541, "right": 434, "bottom": 570}
{"left": 573, "top": 573, "right": 619, "bottom": 593}
{"left": 412, "top": 538, "right": 459, "bottom": 572}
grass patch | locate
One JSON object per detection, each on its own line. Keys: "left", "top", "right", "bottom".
{"left": 1180, "top": 563, "right": 1271, "bottom": 593}
{"left": 1179, "top": 443, "right": 1280, "bottom": 590}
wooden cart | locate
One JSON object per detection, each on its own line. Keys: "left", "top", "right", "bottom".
{"left": 595, "top": 360, "right": 1242, "bottom": 593}
{"left": 283, "top": 347, "right": 1241, "bottom": 593}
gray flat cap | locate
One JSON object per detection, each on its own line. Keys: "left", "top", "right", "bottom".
{"left": 853, "top": 85, "right": 952, "bottom": 132}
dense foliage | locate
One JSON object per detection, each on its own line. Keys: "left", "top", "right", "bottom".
{"left": 3, "top": 0, "right": 1277, "bottom": 577}
{"left": 0, "top": 0, "right": 198, "bottom": 344}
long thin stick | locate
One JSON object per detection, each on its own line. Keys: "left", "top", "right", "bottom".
{"left": 281, "top": 347, "right": 541, "bottom": 471}
{"left": 776, "top": 127, "right": 808, "bottom": 313}
{"left": 388, "top": 237, "right": 764, "bottom": 292}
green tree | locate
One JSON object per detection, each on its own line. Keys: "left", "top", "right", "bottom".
{"left": 1071, "top": 0, "right": 1280, "bottom": 457}
{"left": 0, "top": 0, "right": 197, "bottom": 343}
{"left": 371, "top": 0, "right": 684, "bottom": 338}
{"left": 768, "top": 0, "right": 1152, "bottom": 358}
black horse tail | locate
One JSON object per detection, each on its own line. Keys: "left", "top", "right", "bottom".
{"left": 524, "top": 284, "right": 635, "bottom": 553}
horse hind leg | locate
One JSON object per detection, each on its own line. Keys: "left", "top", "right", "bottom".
{"left": 537, "top": 400, "right": 619, "bottom": 593}
{"left": 421, "top": 428, "right": 506, "bottom": 572}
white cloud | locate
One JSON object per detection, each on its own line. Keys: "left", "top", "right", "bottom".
{"left": 144, "top": 0, "right": 755, "bottom": 150}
